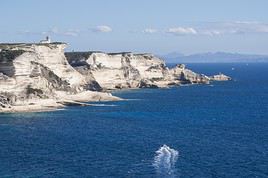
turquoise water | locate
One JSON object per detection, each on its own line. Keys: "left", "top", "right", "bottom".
{"left": 0, "top": 63, "right": 268, "bottom": 177}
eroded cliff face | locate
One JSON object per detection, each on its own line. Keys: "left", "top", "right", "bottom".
{"left": 0, "top": 43, "right": 81, "bottom": 96}
{"left": 0, "top": 43, "right": 118, "bottom": 112}
{"left": 169, "top": 64, "right": 211, "bottom": 84}
{"left": 66, "top": 52, "right": 212, "bottom": 90}
{"left": 0, "top": 42, "right": 230, "bottom": 112}
{"left": 67, "top": 52, "right": 157, "bottom": 89}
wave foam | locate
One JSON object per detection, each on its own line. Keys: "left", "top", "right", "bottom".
{"left": 153, "top": 145, "right": 179, "bottom": 177}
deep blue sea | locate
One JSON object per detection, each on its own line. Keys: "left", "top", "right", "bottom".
{"left": 1, "top": 63, "right": 268, "bottom": 178}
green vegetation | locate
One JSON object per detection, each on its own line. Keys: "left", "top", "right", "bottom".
{"left": 0, "top": 50, "right": 25, "bottom": 61}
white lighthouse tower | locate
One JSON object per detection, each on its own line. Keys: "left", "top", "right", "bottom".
{"left": 40, "top": 36, "right": 51, "bottom": 44}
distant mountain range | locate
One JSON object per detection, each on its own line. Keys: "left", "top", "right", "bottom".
{"left": 160, "top": 52, "right": 268, "bottom": 63}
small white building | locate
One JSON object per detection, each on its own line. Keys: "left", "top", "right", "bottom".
{"left": 40, "top": 36, "right": 51, "bottom": 44}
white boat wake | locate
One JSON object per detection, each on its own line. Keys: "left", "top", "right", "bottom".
{"left": 153, "top": 145, "right": 179, "bottom": 177}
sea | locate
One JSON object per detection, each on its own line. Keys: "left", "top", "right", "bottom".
{"left": 0, "top": 63, "right": 268, "bottom": 178}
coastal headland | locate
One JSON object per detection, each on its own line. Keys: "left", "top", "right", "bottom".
{"left": 0, "top": 42, "right": 231, "bottom": 112}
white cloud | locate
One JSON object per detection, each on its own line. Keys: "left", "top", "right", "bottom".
{"left": 143, "top": 28, "right": 158, "bottom": 34}
{"left": 50, "top": 27, "right": 79, "bottom": 36}
{"left": 199, "top": 21, "right": 268, "bottom": 35}
{"left": 241, "top": 22, "right": 266, "bottom": 33}
{"left": 50, "top": 27, "right": 59, "bottom": 34}
{"left": 62, "top": 29, "right": 80, "bottom": 36}
{"left": 21, "top": 27, "right": 79, "bottom": 37}
{"left": 167, "top": 27, "right": 197, "bottom": 35}
{"left": 18, "top": 30, "right": 40, "bottom": 35}
{"left": 165, "top": 22, "right": 268, "bottom": 36}
{"left": 201, "top": 30, "right": 222, "bottom": 36}
{"left": 17, "top": 21, "right": 268, "bottom": 38}
{"left": 62, "top": 31, "right": 78, "bottom": 36}
{"left": 92, "top": 25, "right": 112, "bottom": 33}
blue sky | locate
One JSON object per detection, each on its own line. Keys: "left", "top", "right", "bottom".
{"left": 1, "top": 0, "right": 268, "bottom": 55}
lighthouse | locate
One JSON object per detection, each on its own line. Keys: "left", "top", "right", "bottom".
{"left": 40, "top": 36, "right": 51, "bottom": 44}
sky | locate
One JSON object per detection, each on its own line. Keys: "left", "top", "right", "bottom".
{"left": 1, "top": 0, "right": 268, "bottom": 55}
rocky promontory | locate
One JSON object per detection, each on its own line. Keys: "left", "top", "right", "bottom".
{"left": 65, "top": 52, "right": 220, "bottom": 90}
{"left": 0, "top": 42, "right": 231, "bottom": 112}
{"left": 0, "top": 43, "right": 119, "bottom": 112}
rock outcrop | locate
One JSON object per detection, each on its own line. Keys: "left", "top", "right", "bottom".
{"left": 169, "top": 64, "right": 210, "bottom": 84}
{"left": 210, "top": 73, "right": 232, "bottom": 81}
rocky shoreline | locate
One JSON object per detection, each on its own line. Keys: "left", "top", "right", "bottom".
{"left": 0, "top": 42, "right": 231, "bottom": 113}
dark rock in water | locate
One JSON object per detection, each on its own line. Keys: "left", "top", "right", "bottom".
{"left": 138, "top": 79, "right": 159, "bottom": 88}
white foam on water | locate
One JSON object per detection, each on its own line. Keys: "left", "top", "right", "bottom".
{"left": 153, "top": 145, "right": 179, "bottom": 177}
{"left": 124, "top": 99, "right": 143, "bottom": 101}
{"left": 88, "top": 104, "right": 117, "bottom": 107}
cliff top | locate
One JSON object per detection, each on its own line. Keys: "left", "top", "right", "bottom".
{"left": 0, "top": 42, "right": 67, "bottom": 49}
{"left": 65, "top": 51, "right": 154, "bottom": 58}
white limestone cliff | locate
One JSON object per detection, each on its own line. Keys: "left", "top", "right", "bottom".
{"left": 66, "top": 52, "right": 166, "bottom": 89}
{"left": 0, "top": 43, "right": 119, "bottom": 112}
{"left": 0, "top": 42, "right": 231, "bottom": 113}
{"left": 66, "top": 52, "right": 217, "bottom": 90}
